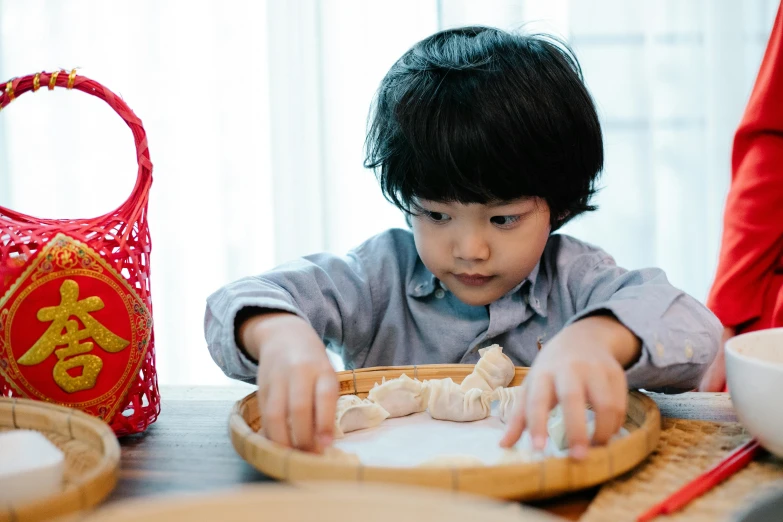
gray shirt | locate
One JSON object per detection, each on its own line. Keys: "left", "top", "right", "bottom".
{"left": 205, "top": 228, "right": 720, "bottom": 390}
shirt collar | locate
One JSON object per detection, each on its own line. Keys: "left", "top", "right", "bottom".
{"left": 407, "top": 261, "right": 439, "bottom": 297}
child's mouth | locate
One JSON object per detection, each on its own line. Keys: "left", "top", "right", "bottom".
{"left": 453, "top": 273, "right": 494, "bottom": 287}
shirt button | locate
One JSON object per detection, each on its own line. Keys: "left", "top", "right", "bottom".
{"left": 655, "top": 342, "right": 665, "bottom": 358}
{"left": 434, "top": 289, "right": 446, "bottom": 299}
{"left": 684, "top": 341, "right": 694, "bottom": 359}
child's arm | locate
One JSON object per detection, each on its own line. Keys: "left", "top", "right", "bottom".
{"left": 569, "top": 258, "right": 721, "bottom": 389}
{"left": 501, "top": 251, "right": 721, "bottom": 457}
{"left": 204, "top": 250, "right": 376, "bottom": 380}
{"left": 204, "top": 248, "right": 377, "bottom": 453}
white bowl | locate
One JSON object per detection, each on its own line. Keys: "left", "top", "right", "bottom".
{"left": 725, "top": 327, "right": 783, "bottom": 457}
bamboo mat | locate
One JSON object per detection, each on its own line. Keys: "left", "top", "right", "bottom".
{"left": 580, "top": 419, "right": 783, "bottom": 521}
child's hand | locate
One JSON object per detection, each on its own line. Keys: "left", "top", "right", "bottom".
{"left": 240, "top": 312, "right": 339, "bottom": 453}
{"left": 698, "top": 326, "right": 734, "bottom": 392}
{"left": 499, "top": 316, "right": 639, "bottom": 459}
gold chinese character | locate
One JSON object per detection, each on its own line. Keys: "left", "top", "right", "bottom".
{"left": 17, "top": 279, "right": 129, "bottom": 393}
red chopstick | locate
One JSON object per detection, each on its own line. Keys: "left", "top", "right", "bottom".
{"left": 636, "top": 438, "right": 763, "bottom": 522}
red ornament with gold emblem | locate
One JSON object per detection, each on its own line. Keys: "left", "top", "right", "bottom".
{"left": 0, "top": 70, "right": 159, "bottom": 435}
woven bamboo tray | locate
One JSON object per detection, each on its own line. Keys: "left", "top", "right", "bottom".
{"left": 0, "top": 397, "right": 120, "bottom": 522}
{"left": 75, "top": 482, "right": 563, "bottom": 522}
{"left": 581, "top": 418, "right": 783, "bottom": 522}
{"left": 230, "top": 365, "right": 661, "bottom": 500}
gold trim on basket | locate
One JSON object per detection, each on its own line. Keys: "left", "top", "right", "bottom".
{"left": 33, "top": 72, "right": 41, "bottom": 92}
{"left": 49, "top": 70, "right": 60, "bottom": 90}
{"left": 67, "top": 69, "right": 77, "bottom": 89}
{"left": 5, "top": 80, "right": 14, "bottom": 102}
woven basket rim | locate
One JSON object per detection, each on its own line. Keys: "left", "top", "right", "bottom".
{"left": 0, "top": 397, "right": 120, "bottom": 522}
{"left": 230, "top": 364, "right": 662, "bottom": 500}
{"left": 0, "top": 69, "right": 152, "bottom": 224}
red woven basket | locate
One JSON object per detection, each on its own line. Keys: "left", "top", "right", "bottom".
{"left": 0, "top": 70, "right": 159, "bottom": 436}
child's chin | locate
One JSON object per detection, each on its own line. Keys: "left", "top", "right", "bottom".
{"left": 451, "top": 289, "right": 498, "bottom": 307}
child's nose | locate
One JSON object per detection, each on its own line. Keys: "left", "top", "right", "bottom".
{"left": 453, "top": 232, "right": 490, "bottom": 261}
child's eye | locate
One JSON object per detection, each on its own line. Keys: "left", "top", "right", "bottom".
{"left": 425, "top": 211, "right": 451, "bottom": 223}
{"left": 490, "top": 215, "right": 521, "bottom": 228}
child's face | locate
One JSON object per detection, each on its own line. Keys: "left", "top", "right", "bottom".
{"left": 411, "top": 197, "right": 551, "bottom": 307}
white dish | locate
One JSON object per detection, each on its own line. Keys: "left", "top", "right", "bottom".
{"left": 725, "top": 327, "right": 783, "bottom": 457}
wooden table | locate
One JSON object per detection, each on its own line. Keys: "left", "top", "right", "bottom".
{"left": 109, "top": 386, "right": 737, "bottom": 520}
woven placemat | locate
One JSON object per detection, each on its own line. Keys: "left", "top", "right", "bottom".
{"left": 580, "top": 419, "right": 783, "bottom": 521}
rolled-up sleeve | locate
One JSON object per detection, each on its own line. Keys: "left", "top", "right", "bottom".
{"left": 204, "top": 250, "right": 375, "bottom": 382}
{"left": 566, "top": 255, "right": 721, "bottom": 391}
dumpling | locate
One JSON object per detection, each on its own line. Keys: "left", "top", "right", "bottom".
{"left": 367, "top": 373, "right": 431, "bottom": 418}
{"left": 334, "top": 395, "right": 390, "bottom": 437}
{"left": 460, "top": 344, "right": 515, "bottom": 392}
{"left": 546, "top": 405, "right": 596, "bottom": 450}
{"left": 427, "top": 378, "right": 491, "bottom": 422}
{"left": 491, "top": 385, "right": 524, "bottom": 424}
{"left": 418, "top": 454, "right": 486, "bottom": 467}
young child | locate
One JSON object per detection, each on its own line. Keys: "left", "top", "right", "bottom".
{"left": 205, "top": 26, "right": 720, "bottom": 458}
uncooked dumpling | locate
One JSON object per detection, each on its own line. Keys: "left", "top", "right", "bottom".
{"left": 491, "top": 385, "right": 523, "bottom": 424}
{"left": 427, "top": 378, "right": 491, "bottom": 422}
{"left": 367, "top": 374, "right": 430, "bottom": 418}
{"left": 334, "top": 395, "right": 390, "bottom": 438}
{"left": 460, "top": 344, "right": 515, "bottom": 392}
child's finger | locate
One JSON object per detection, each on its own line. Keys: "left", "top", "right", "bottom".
{"left": 555, "top": 375, "right": 588, "bottom": 459}
{"left": 609, "top": 370, "right": 629, "bottom": 436}
{"left": 263, "top": 376, "right": 292, "bottom": 448}
{"left": 288, "top": 368, "right": 316, "bottom": 451}
{"left": 585, "top": 375, "right": 618, "bottom": 445}
{"left": 499, "top": 384, "right": 528, "bottom": 448}
{"left": 526, "top": 373, "right": 555, "bottom": 451}
{"left": 314, "top": 371, "right": 339, "bottom": 451}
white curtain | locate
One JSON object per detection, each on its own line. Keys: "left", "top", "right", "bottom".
{"left": 0, "top": 0, "right": 778, "bottom": 385}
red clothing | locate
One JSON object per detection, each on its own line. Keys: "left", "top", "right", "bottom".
{"left": 708, "top": 4, "right": 783, "bottom": 333}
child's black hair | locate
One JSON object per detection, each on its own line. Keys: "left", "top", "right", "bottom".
{"left": 364, "top": 26, "right": 603, "bottom": 230}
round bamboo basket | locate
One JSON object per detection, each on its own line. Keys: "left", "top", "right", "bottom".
{"left": 76, "top": 482, "right": 562, "bottom": 522}
{"left": 230, "top": 365, "right": 661, "bottom": 500}
{"left": 0, "top": 397, "right": 120, "bottom": 522}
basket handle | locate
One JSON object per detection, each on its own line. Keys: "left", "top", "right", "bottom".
{"left": 0, "top": 69, "right": 152, "bottom": 221}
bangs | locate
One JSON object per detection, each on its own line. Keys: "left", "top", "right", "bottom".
{"left": 386, "top": 69, "right": 552, "bottom": 212}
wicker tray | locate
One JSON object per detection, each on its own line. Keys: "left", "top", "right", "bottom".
{"left": 0, "top": 397, "right": 120, "bottom": 522}
{"left": 75, "top": 482, "right": 563, "bottom": 522}
{"left": 229, "top": 365, "right": 661, "bottom": 500}
{"left": 581, "top": 418, "right": 783, "bottom": 522}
